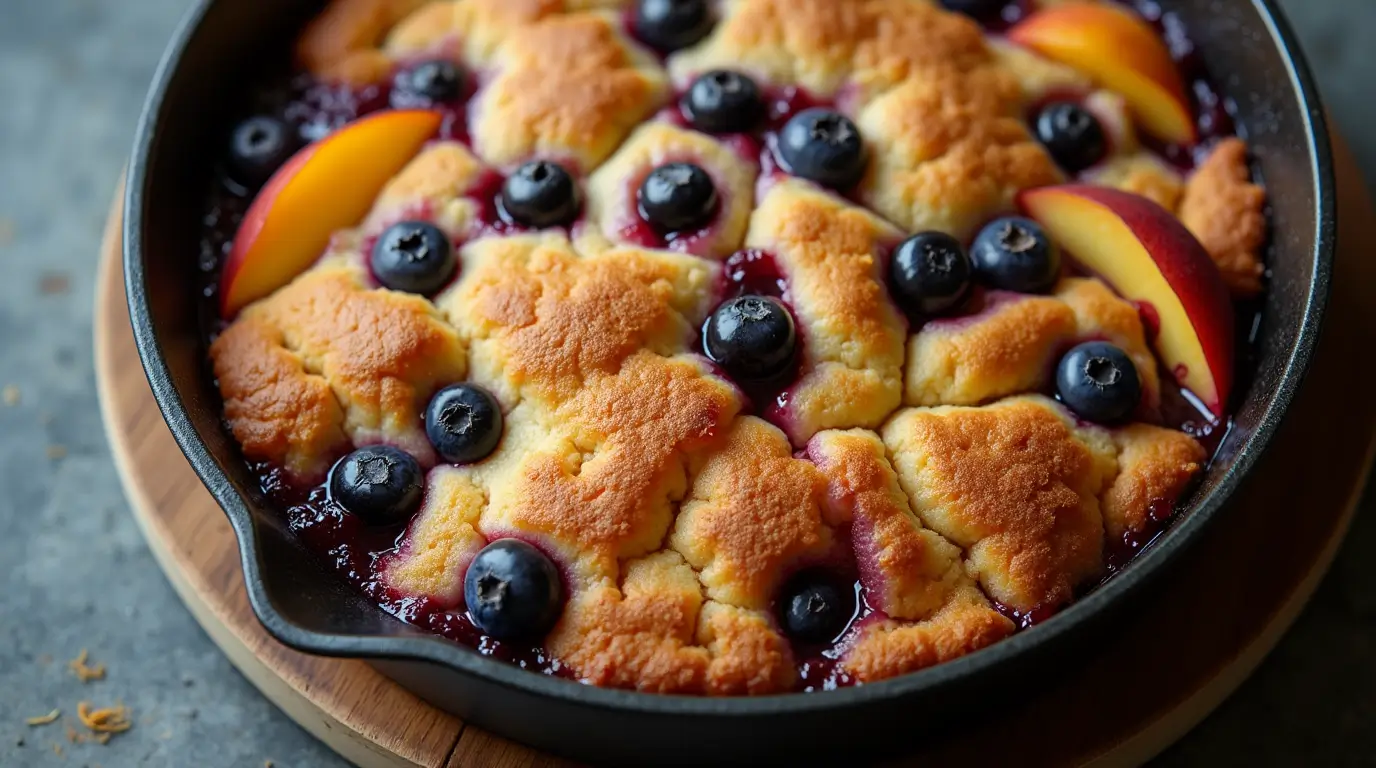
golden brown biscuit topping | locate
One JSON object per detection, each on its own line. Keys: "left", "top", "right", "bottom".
{"left": 203, "top": 0, "right": 1266, "bottom": 693}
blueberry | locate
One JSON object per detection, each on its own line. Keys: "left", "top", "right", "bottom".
{"left": 777, "top": 108, "right": 867, "bottom": 191}
{"left": 499, "top": 161, "right": 581, "bottom": 229}
{"left": 938, "top": 0, "right": 1006, "bottom": 18}
{"left": 425, "top": 384, "right": 504, "bottom": 465}
{"left": 328, "top": 445, "right": 423, "bottom": 525}
{"left": 780, "top": 571, "right": 853, "bottom": 644}
{"left": 970, "top": 216, "right": 1061, "bottom": 294}
{"left": 393, "top": 59, "right": 465, "bottom": 106}
{"left": 370, "top": 221, "right": 457, "bottom": 295}
{"left": 890, "top": 231, "right": 973, "bottom": 316}
{"left": 638, "top": 163, "right": 718, "bottom": 232}
{"left": 682, "top": 70, "right": 763, "bottom": 134}
{"left": 634, "top": 0, "right": 714, "bottom": 53}
{"left": 228, "top": 116, "right": 299, "bottom": 189}
{"left": 1056, "top": 342, "right": 1143, "bottom": 424}
{"left": 703, "top": 295, "right": 797, "bottom": 382}
{"left": 464, "top": 539, "right": 564, "bottom": 641}
{"left": 1034, "top": 101, "right": 1108, "bottom": 173}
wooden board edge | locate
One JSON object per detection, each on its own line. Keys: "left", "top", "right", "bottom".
{"left": 93, "top": 189, "right": 446, "bottom": 768}
{"left": 1084, "top": 450, "right": 1374, "bottom": 767}
{"left": 98, "top": 130, "right": 1376, "bottom": 766}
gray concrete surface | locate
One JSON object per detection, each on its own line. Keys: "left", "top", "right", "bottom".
{"left": 0, "top": 1, "right": 1372, "bottom": 766}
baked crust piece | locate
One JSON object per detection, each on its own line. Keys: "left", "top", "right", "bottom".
{"left": 745, "top": 179, "right": 907, "bottom": 444}
{"left": 1102, "top": 424, "right": 1207, "bottom": 545}
{"left": 469, "top": 12, "right": 668, "bottom": 171}
{"left": 667, "top": 0, "right": 991, "bottom": 100}
{"left": 857, "top": 66, "right": 1063, "bottom": 240}
{"left": 883, "top": 396, "right": 1118, "bottom": 612}
{"left": 364, "top": 141, "right": 491, "bottom": 236}
{"left": 210, "top": 264, "right": 466, "bottom": 476}
{"left": 905, "top": 278, "right": 1161, "bottom": 417}
{"left": 580, "top": 122, "right": 759, "bottom": 259}
{"left": 882, "top": 396, "right": 1205, "bottom": 613}
{"left": 1179, "top": 138, "right": 1268, "bottom": 297}
{"left": 297, "top": 0, "right": 430, "bottom": 86}
{"left": 808, "top": 429, "right": 1015, "bottom": 681}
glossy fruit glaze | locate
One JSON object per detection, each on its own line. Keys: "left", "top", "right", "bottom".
{"left": 198, "top": 1, "right": 1263, "bottom": 689}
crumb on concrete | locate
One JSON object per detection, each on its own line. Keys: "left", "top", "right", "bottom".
{"left": 68, "top": 650, "right": 106, "bottom": 683}
{"left": 39, "top": 272, "right": 71, "bottom": 295}
{"left": 26, "top": 709, "right": 60, "bottom": 726}
{"left": 265, "top": 760, "right": 275, "bottom": 768}
{"left": 52, "top": 742, "right": 63, "bottom": 756}
{"left": 2, "top": 385, "right": 18, "bottom": 406}
{"left": 76, "top": 702, "right": 131, "bottom": 736}
{"left": 47, "top": 445, "right": 68, "bottom": 461}
{"left": 63, "top": 722, "right": 111, "bottom": 745}
{"left": 0, "top": 217, "right": 14, "bottom": 246}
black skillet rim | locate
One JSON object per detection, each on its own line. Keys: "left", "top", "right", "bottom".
{"left": 123, "top": 0, "right": 1336, "bottom": 719}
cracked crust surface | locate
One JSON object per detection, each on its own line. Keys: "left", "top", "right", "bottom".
{"left": 1103, "top": 424, "right": 1207, "bottom": 544}
{"left": 211, "top": 265, "right": 466, "bottom": 475}
{"left": 904, "top": 278, "right": 1160, "bottom": 415}
{"left": 205, "top": 0, "right": 1256, "bottom": 693}
{"left": 882, "top": 396, "right": 1204, "bottom": 612}
{"left": 883, "top": 396, "right": 1118, "bottom": 612}
{"left": 746, "top": 180, "right": 907, "bottom": 444}
{"left": 671, "top": 417, "right": 834, "bottom": 611}
{"left": 471, "top": 12, "right": 668, "bottom": 171}
{"left": 667, "top": 0, "right": 991, "bottom": 100}
{"left": 857, "top": 67, "right": 1063, "bottom": 239}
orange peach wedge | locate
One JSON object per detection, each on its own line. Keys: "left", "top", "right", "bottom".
{"left": 1018, "top": 185, "right": 1233, "bottom": 416}
{"left": 219, "top": 109, "right": 443, "bottom": 318}
{"left": 1009, "top": 3, "right": 1196, "bottom": 145}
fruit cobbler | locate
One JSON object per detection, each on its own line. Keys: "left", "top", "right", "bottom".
{"left": 200, "top": 0, "right": 1268, "bottom": 694}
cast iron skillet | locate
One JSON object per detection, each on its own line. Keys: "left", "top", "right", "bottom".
{"left": 124, "top": 1, "right": 1334, "bottom": 764}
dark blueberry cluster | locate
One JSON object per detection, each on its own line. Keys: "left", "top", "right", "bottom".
{"left": 887, "top": 217, "right": 1061, "bottom": 319}
{"left": 1056, "top": 341, "right": 1143, "bottom": 424}
{"left": 500, "top": 161, "right": 581, "bottom": 229}
{"left": 426, "top": 383, "right": 504, "bottom": 465}
{"left": 703, "top": 295, "right": 798, "bottom": 383}
{"left": 633, "top": 0, "right": 715, "bottom": 53}
{"left": 464, "top": 540, "right": 565, "bottom": 641}
{"left": 329, "top": 446, "right": 423, "bottom": 526}
{"left": 1034, "top": 101, "right": 1108, "bottom": 173}
{"left": 777, "top": 109, "right": 867, "bottom": 191}
{"left": 371, "top": 221, "right": 457, "bottom": 296}
{"left": 638, "top": 163, "right": 719, "bottom": 233}
{"left": 227, "top": 115, "right": 300, "bottom": 190}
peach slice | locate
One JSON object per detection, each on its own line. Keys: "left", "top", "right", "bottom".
{"left": 1018, "top": 185, "right": 1233, "bottom": 415}
{"left": 219, "top": 109, "right": 443, "bottom": 318}
{"left": 1009, "top": 3, "right": 1196, "bottom": 145}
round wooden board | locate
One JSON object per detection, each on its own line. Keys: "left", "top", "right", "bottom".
{"left": 96, "top": 136, "right": 1376, "bottom": 768}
